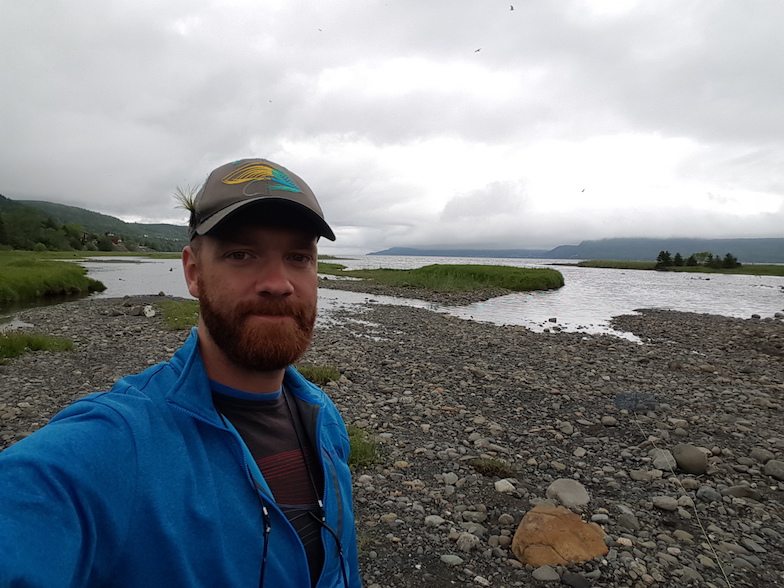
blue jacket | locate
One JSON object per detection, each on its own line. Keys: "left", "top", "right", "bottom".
{"left": 0, "top": 330, "right": 360, "bottom": 587}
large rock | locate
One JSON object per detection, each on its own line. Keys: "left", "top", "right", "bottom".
{"left": 545, "top": 478, "right": 591, "bottom": 510}
{"left": 512, "top": 504, "right": 608, "bottom": 566}
{"left": 671, "top": 443, "right": 708, "bottom": 475}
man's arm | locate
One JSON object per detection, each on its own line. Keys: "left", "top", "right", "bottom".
{"left": 0, "top": 397, "right": 137, "bottom": 586}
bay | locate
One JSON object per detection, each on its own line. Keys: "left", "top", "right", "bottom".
{"left": 3, "top": 255, "right": 783, "bottom": 339}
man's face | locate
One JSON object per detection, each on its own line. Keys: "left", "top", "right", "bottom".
{"left": 184, "top": 224, "right": 319, "bottom": 373}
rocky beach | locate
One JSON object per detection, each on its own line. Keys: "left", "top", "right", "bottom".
{"left": 1, "top": 290, "right": 783, "bottom": 587}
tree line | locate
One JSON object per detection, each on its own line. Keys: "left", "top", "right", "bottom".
{"left": 0, "top": 204, "right": 169, "bottom": 252}
{"left": 655, "top": 250, "right": 741, "bottom": 269}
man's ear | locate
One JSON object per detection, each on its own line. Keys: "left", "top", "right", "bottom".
{"left": 182, "top": 245, "right": 201, "bottom": 298}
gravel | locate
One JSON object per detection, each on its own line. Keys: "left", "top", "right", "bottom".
{"left": 2, "top": 293, "right": 783, "bottom": 588}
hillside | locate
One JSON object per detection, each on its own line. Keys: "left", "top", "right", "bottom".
{"left": 370, "top": 237, "right": 784, "bottom": 264}
{"left": 0, "top": 195, "right": 187, "bottom": 251}
{"left": 19, "top": 200, "right": 188, "bottom": 248}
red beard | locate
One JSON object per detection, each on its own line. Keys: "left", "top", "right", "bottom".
{"left": 197, "top": 277, "right": 316, "bottom": 372}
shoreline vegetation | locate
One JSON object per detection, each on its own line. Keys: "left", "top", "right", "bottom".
{"left": 568, "top": 259, "right": 784, "bottom": 276}
{"left": 318, "top": 262, "right": 564, "bottom": 293}
{"left": 0, "top": 251, "right": 106, "bottom": 305}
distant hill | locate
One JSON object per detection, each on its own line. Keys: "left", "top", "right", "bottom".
{"left": 19, "top": 200, "right": 188, "bottom": 248}
{"left": 370, "top": 238, "right": 784, "bottom": 264}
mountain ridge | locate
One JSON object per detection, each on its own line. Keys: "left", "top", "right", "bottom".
{"left": 370, "top": 238, "right": 784, "bottom": 264}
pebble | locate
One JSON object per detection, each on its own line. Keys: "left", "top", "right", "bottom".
{"left": 652, "top": 496, "right": 679, "bottom": 511}
{"left": 545, "top": 478, "right": 590, "bottom": 510}
{"left": 532, "top": 565, "right": 560, "bottom": 582}
{"left": 764, "top": 460, "right": 784, "bottom": 481}
{"left": 3, "top": 297, "right": 784, "bottom": 588}
{"left": 671, "top": 443, "right": 708, "bottom": 475}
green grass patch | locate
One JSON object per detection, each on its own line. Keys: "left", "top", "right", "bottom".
{"left": 0, "top": 251, "right": 106, "bottom": 304}
{"left": 297, "top": 364, "right": 341, "bottom": 386}
{"left": 577, "top": 259, "right": 784, "bottom": 276}
{"left": 471, "top": 457, "right": 519, "bottom": 478}
{"left": 318, "top": 262, "right": 347, "bottom": 274}
{"left": 320, "top": 263, "right": 564, "bottom": 292}
{"left": 158, "top": 300, "right": 200, "bottom": 330}
{"left": 0, "top": 332, "right": 74, "bottom": 362}
{"left": 347, "top": 425, "right": 381, "bottom": 470}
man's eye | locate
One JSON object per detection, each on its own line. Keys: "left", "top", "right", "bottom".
{"left": 227, "top": 252, "right": 249, "bottom": 260}
{"left": 290, "top": 254, "right": 312, "bottom": 263}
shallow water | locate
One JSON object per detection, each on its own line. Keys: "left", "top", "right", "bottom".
{"left": 2, "top": 255, "right": 782, "bottom": 339}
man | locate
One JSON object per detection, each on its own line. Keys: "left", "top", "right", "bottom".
{"left": 0, "top": 158, "right": 360, "bottom": 587}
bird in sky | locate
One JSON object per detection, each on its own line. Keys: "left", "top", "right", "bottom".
{"left": 475, "top": 48, "right": 481, "bottom": 52}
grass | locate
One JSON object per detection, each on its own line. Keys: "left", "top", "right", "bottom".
{"left": 158, "top": 300, "right": 200, "bottom": 330}
{"left": 296, "top": 364, "right": 341, "bottom": 386}
{"left": 471, "top": 457, "right": 519, "bottom": 478}
{"left": 577, "top": 259, "right": 784, "bottom": 276}
{"left": 319, "top": 263, "right": 565, "bottom": 292}
{"left": 347, "top": 425, "right": 381, "bottom": 470}
{"left": 0, "top": 251, "right": 106, "bottom": 304}
{"left": 0, "top": 332, "right": 74, "bottom": 362}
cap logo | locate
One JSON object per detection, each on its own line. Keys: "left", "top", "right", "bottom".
{"left": 221, "top": 162, "right": 302, "bottom": 193}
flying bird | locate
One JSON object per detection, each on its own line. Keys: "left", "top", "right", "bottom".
{"left": 510, "top": 5, "right": 514, "bottom": 10}
{"left": 475, "top": 48, "right": 481, "bottom": 52}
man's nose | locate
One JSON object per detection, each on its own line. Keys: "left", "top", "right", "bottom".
{"left": 254, "top": 260, "right": 294, "bottom": 296}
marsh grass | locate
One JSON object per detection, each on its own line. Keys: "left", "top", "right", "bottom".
{"left": 0, "top": 332, "right": 73, "bottom": 362}
{"left": 158, "top": 300, "right": 200, "bottom": 330}
{"left": 319, "top": 263, "right": 564, "bottom": 292}
{"left": 0, "top": 251, "right": 106, "bottom": 304}
{"left": 346, "top": 426, "right": 381, "bottom": 470}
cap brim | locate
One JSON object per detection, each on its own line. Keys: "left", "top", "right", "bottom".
{"left": 192, "top": 197, "right": 336, "bottom": 241}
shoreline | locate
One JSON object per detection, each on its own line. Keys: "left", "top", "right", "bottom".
{"left": 1, "top": 297, "right": 783, "bottom": 586}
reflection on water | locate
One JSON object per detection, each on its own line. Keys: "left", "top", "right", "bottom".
{"left": 3, "top": 255, "right": 783, "bottom": 340}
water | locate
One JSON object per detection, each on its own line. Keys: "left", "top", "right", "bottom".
{"left": 2, "top": 255, "right": 783, "bottom": 338}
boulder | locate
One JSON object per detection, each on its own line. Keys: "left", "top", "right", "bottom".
{"left": 512, "top": 504, "right": 608, "bottom": 566}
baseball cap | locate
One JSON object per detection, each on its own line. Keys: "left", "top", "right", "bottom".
{"left": 188, "top": 158, "right": 336, "bottom": 241}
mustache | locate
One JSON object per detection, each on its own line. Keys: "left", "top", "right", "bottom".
{"left": 234, "top": 299, "right": 313, "bottom": 318}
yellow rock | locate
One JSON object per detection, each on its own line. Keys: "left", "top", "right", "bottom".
{"left": 512, "top": 504, "right": 608, "bottom": 566}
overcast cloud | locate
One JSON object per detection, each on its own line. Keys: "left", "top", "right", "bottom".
{"left": 1, "top": 0, "right": 782, "bottom": 254}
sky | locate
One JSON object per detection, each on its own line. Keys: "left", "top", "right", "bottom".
{"left": 1, "top": 0, "right": 783, "bottom": 255}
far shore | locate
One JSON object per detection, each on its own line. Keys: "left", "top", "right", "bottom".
{"left": 553, "top": 259, "right": 784, "bottom": 276}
